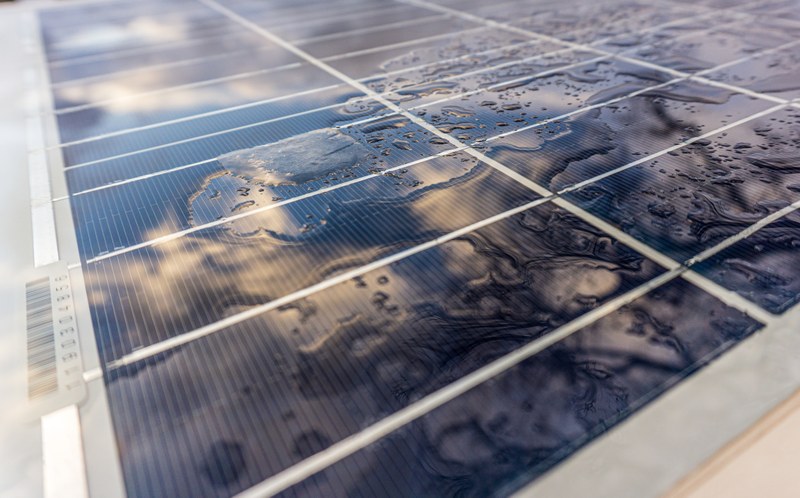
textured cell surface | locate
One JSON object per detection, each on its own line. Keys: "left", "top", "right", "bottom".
{"left": 32, "top": 0, "right": 799, "bottom": 496}
{"left": 565, "top": 108, "right": 800, "bottom": 261}
{"left": 281, "top": 279, "right": 762, "bottom": 497}
{"left": 105, "top": 203, "right": 664, "bottom": 497}
{"left": 696, "top": 210, "right": 800, "bottom": 313}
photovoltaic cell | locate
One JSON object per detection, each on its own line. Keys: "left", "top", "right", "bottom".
{"left": 280, "top": 278, "right": 761, "bottom": 497}
{"left": 30, "top": 0, "right": 800, "bottom": 495}
{"left": 105, "top": 202, "right": 665, "bottom": 497}
{"left": 84, "top": 151, "right": 540, "bottom": 364}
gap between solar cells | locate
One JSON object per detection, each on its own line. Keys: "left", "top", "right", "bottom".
{"left": 54, "top": 14, "right": 796, "bottom": 178}
{"left": 75, "top": 93, "right": 786, "bottom": 265}
{"left": 397, "top": 0, "right": 793, "bottom": 106}
{"left": 55, "top": 28, "right": 796, "bottom": 202}
{"left": 96, "top": 92, "right": 788, "bottom": 369}
{"left": 233, "top": 196, "right": 797, "bottom": 497}
{"left": 75, "top": 0, "right": 800, "bottom": 494}
{"left": 45, "top": 2, "right": 729, "bottom": 146}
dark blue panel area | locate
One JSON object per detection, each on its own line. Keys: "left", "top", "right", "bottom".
{"left": 103, "top": 201, "right": 664, "bottom": 498}
{"left": 624, "top": 18, "right": 800, "bottom": 73}
{"left": 60, "top": 85, "right": 362, "bottom": 167}
{"left": 70, "top": 115, "right": 446, "bottom": 259}
{"left": 87, "top": 152, "right": 542, "bottom": 364}
{"left": 417, "top": 58, "right": 674, "bottom": 143}
{"left": 64, "top": 98, "right": 385, "bottom": 193}
{"left": 505, "top": 1, "right": 694, "bottom": 44}
{"left": 41, "top": 5, "right": 237, "bottom": 62}
{"left": 380, "top": 49, "right": 597, "bottom": 110}
{"left": 285, "top": 17, "right": 479, "bottom": 60}
{"left": 281, "top": 278, "right": 762, "bottom": 498}
{"left": 328, "top": 27, "right": 537, "bottom": 82}
{"left": 48, "top": 31, "right": 267, "bottom": 83}
{"left": 564, "top": 107, "right": 800, "bottom": 261}
{"left": 706, "top": 43, "right": 800, "bottom": 101}
{"left": 695, "top": 210, "right": 800, "bottom": 313}
{"left": 485, "top": 80, "right": 775, "bottom": 193}
{"left": 52, "top": 44, "right": 299, "bottom": 110}
{"left": 55, "top": 64, "right": 341, "bottom": 143}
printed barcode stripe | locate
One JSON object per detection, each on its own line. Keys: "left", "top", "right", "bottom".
{"left": 26, "top": 277, "right": 57, "bottom": 399}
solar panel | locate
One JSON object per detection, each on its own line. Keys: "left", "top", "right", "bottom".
{"left": 4, "top": 0, "right": 800, "bottom": 496}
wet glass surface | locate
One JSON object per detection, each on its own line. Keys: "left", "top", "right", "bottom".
{"left": 329, "top": 27, "right": 540, "bottom": 81}
{"left": 485, "top": 81, "right": 776, "bottom": 193}
{"left": 623, "top": 18, "right": 800, "bottom": 73}
{"left": 41, "top": 5, "right": 237, "bottom": 62}
{"left": 48, "top": 31, "right": 271, "bottom": 84}
{"left": 71, "top": 114, "right": 448, "bottom": 259}
{"left": 272, "top": 4, "right": 437, "bottom": 43}
{"left": 281, "top": 278, "right": 762, "bottom": 498}
{"left": 52, "top": 44, "right": 299, "bottom": 107}
{"left": 564, "top": 107, "right": 800, "bottom": 261}
{"left": 380, "top": 49, "right": 599, "bottom": 110}
{"left": 104, "top": 202, "right": 664, "bottom": 497}
{"left": 60, "top": 85, "right": 363, "bottom": 167}
{"left": 705, "top": 44, "right": 800, "bottom": 101}
{"left": 85, "top": 151, "right": 541, "bottom": 363}
{"left": 56, "top": 64, "right": 341, "bottom": 143}
{"left": 504, "top": 1, "right": 695, "bottom": 45}
{"left": 33, "top": 0, "right": 800, "bottom": 496}
{"left": 296, "top": 17, "right": 480, "bottom": 60}
{"left": 416, "top": 58, "right": 675, "bottom": 143}
{"left": 64, "top": 96, "right": 384, "bottom": 192}
{"left": 696, "top": 210, "right": 800, "bottom": 313}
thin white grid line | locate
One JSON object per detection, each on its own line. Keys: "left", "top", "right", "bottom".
{"left": 61, "top": 6, "right": 758, "bottom": 191}
{"left": 47, "top": 0, "right": 718, "bottom": 147}
{"left": 49, "top": 25, "right": 488, "bottom": 116}
{"left": 61, "top": 0, "right": 799, "bottom": 495}
{"left": 344, "top": 12, "right": 752, "bottom": 131}
{"left": 44, "top": 1, "right": 427, "bottom": 69}
{"left": 46, "top": 34, "right": 542, "bottom": 149}
{"left": 41, "top": 1, "right": 209, "bottom": 32}
{"left": 42, "top": 0, "right": 392, "bottom": 60}
{"left": 49, "top": 8, "right": 757, "bottom": 195}
{"left": 61, "top": 100, "right": 352, "bottom": 170}
{"left": 293, "top": 12, "right": 451, "bottom": 46}
{"left": 47, "top": 25, "right": 250, "bottom": 69}
{"left": 397, "top": 0, "right": 793, "bottom": 107}
{"left": 59, "top": 43, "right": 580, "bottom": 171}
{"left": 101, "top": 0, "right": 792, "bottom": 371}
{"left": 61, "top": 48, "right": 594, "bottom": 174}
{"left": 48, "top": 3, "right": 768, "bottom": 171}
{"left": 51, "top": 12, "right": 453, "bottom": 90}
{"left": 78, "top": 2, "right": 798, "bottom": 490}
{"left": 82, "top": 147, "right": 465, "bottom": 263}
{"left": 52, "top": 61, "right": 304, "bottom": 115}
{"left": 43, "top": 3, "right": 218, "bottom": 48}
{"left": 103, "top": 196, "right": 549, "bottom": 371}
{"left": 43, "top": 3, "right": 725, "bottom": 152}
{"left": 50, "top": 41, "right": 288, "bottom": 90}
{"left": 53, "top": 83, "right": 346, "bottom": 149}
{"left": 557, "top": 103, "right": 787, "bottom": 195}
{"left": 234, "top": 273, "right": 682, "bottom": 498}
{"left": 234, "top": 198, "right": 800, "bottom": 498}
{"left": 47, "top": 24, "right": 252, "bottom": 68}
{"left": 70, "top": 79, "right": 781, "bottom": 258}
{"left": 67, "top": 1, "right": 791, "bottom": 279}
{"left": 52, "top": 38, "right": 567, "bottom": 155}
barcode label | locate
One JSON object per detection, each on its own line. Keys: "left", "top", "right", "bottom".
{"left": 20, "top": 265, "right": 84, "bottom": 418}
{"left": 26, "top": 277, "right": 57, "bottom": 398}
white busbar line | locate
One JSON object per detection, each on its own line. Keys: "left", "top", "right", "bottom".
{"left": 97, "top": 0, "right": 791, "bottom": 370}
{"left": 398, "top": 0, "right": 793, "bottom": 107}
{"left": 233, "top": 196, "right": 796, "bottom": 498}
